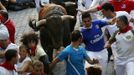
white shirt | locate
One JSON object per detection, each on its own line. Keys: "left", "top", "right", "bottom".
{"left": 115, "top": 30, "right": 134, "bottom": 58}
{"left": 90, "top": 0, "right": 108, "bottom": 7}
{"left": 31, "top": 43, "right": 47, "bottom": 60}
{"left": 0, "top": 24, "right": 9, "bottom": 40}
{"left": 0, "top": 67, "right": 18, "bottom": 75}
{"left": 115, "top": 11, "right": 132, "bottom": 21}
{"left": 16, "top": 57, "right": 31, "bottom": 75}
{"left": 77, "top": 0, "right": 93, "bottom": 9}
{"left": 104, "top": 11, "right": 133, "bottom": 36}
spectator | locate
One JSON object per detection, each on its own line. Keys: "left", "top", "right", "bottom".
{"left": 109, "top": 0, "right": 134, "bottom": 13}
{"left": 74, "top": 0, "right": 93, "bottom": 30}
{"left": 0, "top": 10, "right": 16, "bottom": 43}
{"left": 2, "top": 0, "right": 35, "bottom": 11}
{"left": 0, "top": 23, "right": 18, "bottom": 63}
{"left": 0, "top": 49, "right": 18, "bottom": 75}
{"left": 20, "top": 32, "right": 50, "bottom": 75}
{"left": 105, "top": 15, "right": 134, "bottom": 75}
{"left": 50, "top": 30, "right": 98, "bottom": 75}
{"left": 16, "top": 44, "right": 33, "bottom": 75}
{"left": 78, "top": 0, "right": 134, "bottom": 14}
{"left": 29, "top": 60, "right": 45, "bottom": 75}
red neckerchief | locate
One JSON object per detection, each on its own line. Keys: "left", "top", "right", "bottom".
{"left": 30, "top": 46, "right": 37, "bottom": 56}
{"left": 0, "top": 15, "right": 5, "bottom": 23}
{"left": 4, "top": 19, "right": 15, "bottom": 43}
{"left": 31, "top": 71, "right": 45, "bottom": 75}
{"left": 119, "top": 25, "right": 132, "bottom": 34}
{"left": 0, "top": 61, "right": 16, "bottom": 71}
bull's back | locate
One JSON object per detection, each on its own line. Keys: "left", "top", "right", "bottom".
{"left": 39, "top": 4, "right": 67, "bottom": 20}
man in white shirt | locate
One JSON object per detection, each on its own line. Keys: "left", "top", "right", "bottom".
{"left": 0, "top": 50, "right": 18, "bottom": 75}
{"left": 75, "top": 0, "right": 109, "bottom": 30}
{"left": 0, "top": 23, "right": 18, "bottom": 63}
{"left": 105, "top": 15, "right": 134, "bottom": 75}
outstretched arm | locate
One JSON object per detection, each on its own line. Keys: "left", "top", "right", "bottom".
{"left": 17, "top": 61, "right": 33, "bottom": 74}
{"left": 77, "top": 6, "right": 98, "bottom": 13}
{"left": 104, "top": 30, "right": 118, "bottom": 48}
{"left": 50, "top": 57, "right": 60, "bottom": 71}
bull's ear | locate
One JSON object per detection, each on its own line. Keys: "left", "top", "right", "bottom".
{"left": 61, "top": 15, "right": 74, "bottom": 21}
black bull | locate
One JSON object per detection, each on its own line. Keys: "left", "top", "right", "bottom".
{"left": 29, "top": 4, "right": 76, "bottom": 61}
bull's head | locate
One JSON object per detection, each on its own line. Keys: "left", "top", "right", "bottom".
{"left": 29, "top": 15, "right": 74, "bottom": 50}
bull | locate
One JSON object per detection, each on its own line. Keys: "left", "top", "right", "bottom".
{"left": 50, "top": 0, "right": 77, "bottom": 17}
{"left": 29, "top": 4, "right": 76, "bottom": 62}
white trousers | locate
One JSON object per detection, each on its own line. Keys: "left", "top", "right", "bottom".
{"left": 115, "top": 57, "right": 134, "bottom": 75}
{"left": 85, "top": 49, "right": 108, "bottom": 75}
{"left": 111, "top": 43, "right": 134, "bottom": 75}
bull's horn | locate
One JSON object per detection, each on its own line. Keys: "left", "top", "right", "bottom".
{"left": 61, "top": 15, "right": 74, "bottom": 20}
{"left": 29, "top": 18, "right": 46, "bottom": 31}
{"left": 36, "top": 19, "right": 47, "bottom": 27}
{"left": 29, "top": 18, "right": 38, "bottom": 31}
{"left": 64, "top": 2, "right": 76, "bottom": 7}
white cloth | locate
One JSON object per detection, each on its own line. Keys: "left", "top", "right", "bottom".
{"left": 130, "top": 10, "right": 134, "bottom": 18}
{"left": 0, "top": 24, "right": 9, "bottom": 40}
{"left": 31, "top": 43, "right": 47, "bottom": 60}
{"left": 115, "top": 11, "right": 132, "bottom": 21}
{"left": 103, "top": 17, "right": 118, "bottom": 36}
{"left": 77, "top": 0, "right": 92, "bottom": 9}
{"left": 85, "top": 49, "right": 108, "bottom": 75}
{"left": 113, "top": 30, "right": 134, "bottom": 75}
{"left": 35, "top": 0, "right": 49, "bottom": 12}
{"left": 16, "top": 57, "right": 31, "bottom": 75}
{"left": 115, "top": 30, "right": 134, "bottom": 58}
{"left": 90, "top": 0, "right": 108, "bottom": 7}
{"left": 0, "top": 67, "right": 18, "bottom": 75}
{"left": 6, "top": 43, "right": 19, "bottom": 51}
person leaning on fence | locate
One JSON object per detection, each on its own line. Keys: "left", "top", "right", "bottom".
{"left": 50, "top": 30, "right": 98, "bottom": 75}
{"left": 0, "top": 10, "right": 16, "bottom": 43}
{"left": 105, "top": 15, "right": 134, "bottom": 75}
{"left": 20, "top": 32, "right": 50, "bottom": 75}
{"left": 16, "top": 44, "right": 33, "bottom": 75}
{"left": 0, "top": 23, "right": 18, "bottom": 64}
{"left": 29, "top": 60, "right": 45, "bottom": 75}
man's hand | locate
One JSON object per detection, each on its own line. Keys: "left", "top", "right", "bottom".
{"left": 108, "top": 17, "right": 117, "bottom": 25}
{"left": 88, "top": 58, "right": 99, "bottom": 64}
{"left": 104, "top": 41, "right": 111, "bottom": 48}
{"left": 77, "top": 8, "right": 88, "bottom": 13}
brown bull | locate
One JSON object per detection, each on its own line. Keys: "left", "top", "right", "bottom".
{"left": 50, "top": 0, "right": 77, "bottom": 17}
{"left": 29, "top": 4, "right": 76, "bottom": 62}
